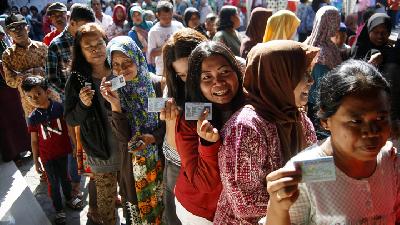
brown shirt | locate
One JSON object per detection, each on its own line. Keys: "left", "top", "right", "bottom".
{"left": 2, "top": 40, "right": 48, "bottom": 116}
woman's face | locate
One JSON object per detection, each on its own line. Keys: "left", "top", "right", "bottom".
{"left": 369, "top": 24, "right": 390, "bottom": 46}
{"left": 132, "top": 11, "right": 143, "bottom": 24}
{"left": 231, "top": 13, "right": 241, "bottom": 29}
{"left": 199, "top": 55, "right": 239, "bottom": 105}
{"left": 293, "top": 70, "right": 313, "bottom": 107}
{"left": 321, "top": 89, "right": 391, "bottom": 162}
{"left": 115, "top": 8, "right": 125, "bottom": 21}
{"left": 80, "top": 33, "right": 107, "bottom": 66}
{"left": 172, "top": 57, "right": 188, "bottom": 82}
{"left": 111, "top": 51, "right": 138, "bottom": 81}
{"left": 188, "top": 14, "right": 200, "bottom": 28}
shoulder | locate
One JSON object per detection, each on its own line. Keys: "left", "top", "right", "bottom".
{"left": 27, "top": 109, "right": 42, "bottom": 126}
{"left": 172, "top": 20, "right": 184, "bottom": 27}
{"left": 2, "top": 46, "right": 13, "bottom": 59}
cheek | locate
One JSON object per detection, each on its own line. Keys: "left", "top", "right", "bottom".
{"left": 200, "top": 82, "right": 211, "bottom": 98}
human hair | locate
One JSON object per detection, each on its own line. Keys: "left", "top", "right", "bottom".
{"left": 71, "top": 23, "right": 109, "bottom": 80}
{"left": 317, "top": 60, "right": 390, "bottom": 119}
{"left": 163, "top": 28, "right": 207, "bottom": 107}
{"left": 300, "top": 0, "right": 308, "bottom": 3}
{"left": 156, "top": 1, "right": 173, "bottom": 13}
{"left": 29, "top": 6, "right": 38, "bottom": 13}
{"left": 70, "top": 3, "right": 95, "bottom": 22}
{"left": 21, "top": 76, "right": 48, "bottom": 92}
{"left": 363, "top": 7, "right": 375, "bottom": 23}
{"left": 183, "top": 7, "right": 200, "bottom": 27}
{"left": 311, "top": 0, "right": 324, "bottom": 12}
{"left": 186, "top": 41, "right": 244, "bottom": 128}
{"left": 217, "top": 5, "right": 237, "bottom": 31}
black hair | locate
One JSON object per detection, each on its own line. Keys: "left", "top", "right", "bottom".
{"left": 317, "top": 60, "right": 390, "bottom": 119}
{"left": 71, "top": 23, "right": 110, "bottom": 81}
{"left": 21, "top": 76, "right": 48, "bottom": 92}
{"left": 29, "top": 6, "right": 38, "bottom": 12}
{"left": 363, "top": 8, "right": 375, "bottom": 23}
{"left": 186, "top": 41, "right": 244, "bottom": 128}
{"left": 311, "top": 0, "right": 324, "bottom": 12}
{"left": 300, "top": 0, "right": 308, "bottom": 3}
{"left": 156, "top": 1, "right": 173, "bottom": 13}
{"left": 183, "top": 7, "right": 200, "bottom": 27}
{"left": 163, "top": 28, "right": 207, "bottom": 107}
{"left": 217, "top": 5, "right": 237, "bottom": 31}
{"left": 70, "top": 3, "right": 96, "bottom": 22}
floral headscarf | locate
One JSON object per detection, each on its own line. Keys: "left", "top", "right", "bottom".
{"left": 106, "top": 36, "right": 158, "bottom": 157}
{"left": 304, "top": 6, "right": 341, "bottom": 69}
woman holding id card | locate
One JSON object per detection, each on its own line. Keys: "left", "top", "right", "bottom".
{"left": 266, "top": 60, "right": 400, "bottom": 224}
{"left": 100, "top": 36, "right": 164, "bottom": 224}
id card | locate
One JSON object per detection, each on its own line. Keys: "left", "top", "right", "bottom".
{"left": 294, "top": 156, "right": 336, "bottom": 183}
{"left": 111, "top": 75, "right": 126, "bottom": 91}
{"left": 184, "top": 102, "right": 212, "bottom": 120}
{"left": 84, "top": 82, "right": 92, "bottom": 89}
{"left": 148, "top": 97, "right": 168, "bottom": 112}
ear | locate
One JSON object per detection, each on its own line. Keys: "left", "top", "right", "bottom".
{"left": 320, "top": 118, "right": 330, "bottom": 131}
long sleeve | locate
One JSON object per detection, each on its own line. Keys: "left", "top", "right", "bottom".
{"left": 2, "top": 51, "right": 20, "bottom": 88}
{"left": 218, "top": 120, "right": 282, "bottom": 219}
{"left": 46, "top": 42, "right": 63, "bottom": 93}
{"left": 64, "top": 76, "right": 90, "bottom": 126}
{"left": 109, "top": 111, "right": 132, "bottom": 144}
{"left": 175, "top": 117, "right": 222, "bottom": 192}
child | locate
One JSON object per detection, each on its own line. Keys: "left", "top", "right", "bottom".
{"left": 265, "top": 60, "right": 400, "bottom": 224}
{"left": 23, "top": 76, "right": 83, "bottom": 225}
{"left": 204, "top": 13, "right": 217, "bottom": 39}
{"left": 147, "top": 0, "right": 184, "bottom": 76}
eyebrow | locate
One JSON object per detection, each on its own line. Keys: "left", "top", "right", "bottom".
{"left": 347, "top": 110, "right": 389, "bottom": 117}
{"left": 201, "top": 65, "right": 230, "bottom": 74}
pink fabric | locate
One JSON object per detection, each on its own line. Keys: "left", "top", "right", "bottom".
{"left": 213, "top": 106, "right": 316, "bottom": 225}
{"left": 304, "top": 6, "right": 342, "bottom": 69}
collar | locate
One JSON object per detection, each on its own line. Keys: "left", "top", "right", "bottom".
{"left": 13, "top": 39, "right": 39, "bottom": 50}
{"left": 62, "top": 27, "right": 73, "bottom": 39}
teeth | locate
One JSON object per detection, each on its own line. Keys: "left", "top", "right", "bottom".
{"left": 214, "top": 90, "right": 228, "bottom": 96}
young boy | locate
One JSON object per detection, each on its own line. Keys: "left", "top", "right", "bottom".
{"left": 22, "top": 76, "right": 83, "bottom": 225}
{"left": 147, "top": 1, "right": 184, "bottom": 76}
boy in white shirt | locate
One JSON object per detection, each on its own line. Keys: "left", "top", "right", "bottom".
{"left": 147, "top": 1, "right": 184, "bottom": 76}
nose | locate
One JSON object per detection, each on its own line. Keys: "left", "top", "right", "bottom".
{"left": 361, "top": 122, "right": 380, "bottom": 137}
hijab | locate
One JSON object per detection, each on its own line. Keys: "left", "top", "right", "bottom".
{"left": 240, "top": 7, "right": 272, "bottom": 58}
{"left": 112, "top": 4, "right": 127, "bottom": 27}
{"left": 106, "top": 36, "right": 158, "bottom": 156}
{"left": 305, "top": 5, "right": 341, "bottom": 69}
{"left": 244, "top": 40, "right": 319, "bottom": 162}
{"left": 130, "top": 6, "right": 152, "bottom": 32}
{"left": 262, "top": 10, "right": 300, "bottom": 43}
{"left": 351, "top": 13, "right": 392, "bottom": 60}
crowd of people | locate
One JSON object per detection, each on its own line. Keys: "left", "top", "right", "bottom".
{"left": 0, "top": 0, "right": 400, "bottom": 225}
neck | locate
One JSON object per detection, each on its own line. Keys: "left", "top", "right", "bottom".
{"left": 40, "top": 99, "right": 51, "bottom": 109}
{"left": 92, "top": 64, "right": 109, "bottom": 79}
{"left": 96, "top": 12, "right": 103, "bottom": 21}
{"left": 56, "top": 25, "right": 66, "bottom": 33}
{"left": 324, "top": 138, "right": 377, "bottom": 179}
{"left": 16, "top": 39, "right": 31, "bottom": 47}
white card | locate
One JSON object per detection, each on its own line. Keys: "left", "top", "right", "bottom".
{"left": 111, "top": 75, "right": 126, "bottom": 91}
{"left": 294, "top": 156, "right": 336, "bottom": 183}
{"left": 184, "top": 102, "right": 212, "bottom": 121}
{"left": 148, "top": 97, "right": 168, "bottom": 112}
{"left": 84, "top": 82, "right": 92, "bottom": 88}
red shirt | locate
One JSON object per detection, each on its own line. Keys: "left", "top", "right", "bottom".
{"left": 43, "top": 30, "right": 61, "bottom": 46}
{"left": 27, "top": 101, "right": 72, "bottom": 163}
{"left": 175, "top": 116, "right": 222, "bottom": 221}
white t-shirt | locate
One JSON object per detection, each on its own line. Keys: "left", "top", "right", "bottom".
{"left": 95, "top": 13, "right": 113, "bottom": 32}
{"left": 147, "top": 21, "right": 184, "bottom": 75}
{"left": 285, "top": 140, "right": 400, "bottom": 225}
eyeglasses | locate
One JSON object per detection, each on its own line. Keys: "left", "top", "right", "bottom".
{"left": 7, "top": 24, "right": 26, "bottom": 32}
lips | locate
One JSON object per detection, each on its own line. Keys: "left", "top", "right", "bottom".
{"left": 213, "top": 89, "right": 228, "bottom": 96}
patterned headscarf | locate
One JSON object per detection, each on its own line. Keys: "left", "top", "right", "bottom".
{"left": 263, "top": 10, "right": 300, "bottom": 43}
{"left": 106, "top": 36, "right": 158, "bottom": 157}
{"left": 304, "top": 6, "right": 341, "bottom": 69}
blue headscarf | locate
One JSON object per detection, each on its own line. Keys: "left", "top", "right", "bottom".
{"left": 106, "top": 36, "right": 158, "bottom": 157}
{"left": 128, "top": 6, "right": 153, "bottom": 50}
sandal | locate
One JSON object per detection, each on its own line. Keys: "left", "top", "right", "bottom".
{"left": 66, "top": 197, "right": 84, "bottom": 210}
{"left": 87, "top": 210, "right": 104, "bottom": 225}
{"left": 55, "top": 210, "right": 66, "bottom": 225}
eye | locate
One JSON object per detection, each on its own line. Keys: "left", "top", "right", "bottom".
{"left": 350, "top": 119, "right": 362, "bottom": 124}
{"left": 201, "top": 74, "right": 212, "bottom": 81}
{"left": 376, "top": 115, "right": 387, "bottom": 121}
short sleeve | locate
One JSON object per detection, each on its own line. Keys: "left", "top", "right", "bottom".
{"left": 288, "top": 183, "right": 313, "bottom": 225}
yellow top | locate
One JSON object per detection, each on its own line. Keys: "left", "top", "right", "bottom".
{"left": 262, "top": 10, "right": 301, "bottom": 43}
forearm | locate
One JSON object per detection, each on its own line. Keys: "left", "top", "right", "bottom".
{"left": 31, "top": 139, "right": 40, "bottom": 164}
{"left": 150, "top": 47, "right": 162, "bottom": 58}
{"left": 266, "top": 204, "right": 291, "bottom": 225}
{"left": 3, "top": 65, "right": 21, "bottom": 88}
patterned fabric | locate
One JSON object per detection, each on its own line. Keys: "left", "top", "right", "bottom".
{"left": 106, "top": 36, "right": 163, "bottom": 224}
{"left": 265, "top": 0, "right": 288, "bottom": 13}
{"left": 287, "top": 141, "right": 400, "bottom": 225}
{"left": 304, "top": 6, "right": 342, "bottom": 69}
{"left": 214, "top": 106, "right": 317, "bottom": 225}
{"left": 46, "top": 28, "right": 74, "bottom": 100}
{"left": 1, "top": 40, "right": 48, "bottom": 116}
{"left": 75, "top": 126, "right": 93, "bottom": 176}
{"left": 162, "top": 139, "right": 181, "bottom": 166}
{"left": 296, "top": 3, "right": 315, "bottom": 34}
{"left": 93, "top": 172, "right": 118, "bottom": 225}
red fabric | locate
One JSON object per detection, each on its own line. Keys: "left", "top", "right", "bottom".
{"left": 174, "top": 116, "right": 222, "bottom": 221}
{"left": 388, "top": 0, "right": 400, "bottom": 10}
{"left": 27, "top": 106, "right": 72, "bottom": 163}
{"left": 42, "top": 16, "right": 52, "bottom": 35}
{"left": 43, "top": 30, "right": 61, "bottom": 46}
{"left": 112, "top": 4, "right": 127, "bottom": 27}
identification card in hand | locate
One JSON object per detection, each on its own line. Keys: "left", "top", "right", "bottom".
{"left": 85, "top": 82, "right": 92, "bottom": 89}
{"left": 294, "top": 156, "right": 336, "bottom": 183}
{"left": 110, "top": 75, "right": 126, "bottom": 91}
{"left": 148, "top": 97, "right": 168, "bottom": 112}
{"left": 184, "top": 102, "right": 212, "bottom": 121}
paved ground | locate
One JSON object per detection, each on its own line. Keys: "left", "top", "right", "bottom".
{"left": 18, "top": 155, "right": 124, "bottom": 225}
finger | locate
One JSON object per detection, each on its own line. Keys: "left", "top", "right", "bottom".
{"left": 200, "top": 120, "right": 212, "bottom": 134}
{"left": 275, "top": 184, "right": 299, "bottom": 200}
{"left": 266, "top": 167, "right": 301, "bottom": 182}
{"left": 267, "top": 176, "right": 301, "bottom": 194}
{"left": 160, "top": 108, "right": 166, "bottom": 121}
{"left": 197, "top": 108, "right": 209, "bottom": 124}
